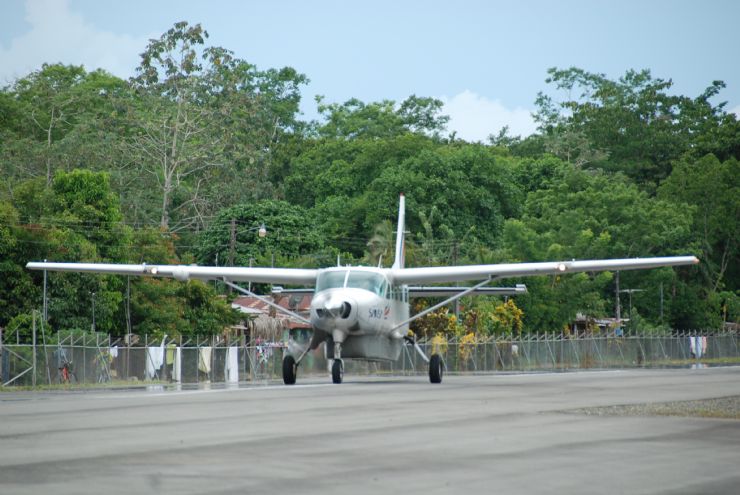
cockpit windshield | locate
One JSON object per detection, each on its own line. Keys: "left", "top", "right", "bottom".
{"left": 315, "top": 270, "right": 388, "bottom": 297}
{"left": 347, "top": 271, "right": 387, "bottom": 297}
{"left": 315, "top": 270, "right": 347, "bottom": 292}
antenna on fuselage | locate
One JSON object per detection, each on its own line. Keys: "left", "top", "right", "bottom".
{"left": 392, "top": 193, "right": 405, "bottom": 269}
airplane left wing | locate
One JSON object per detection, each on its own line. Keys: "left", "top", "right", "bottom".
{"left": 26, "top": 262, "right": 318, "bottom": 286}
{"left": 391, "top": 256, "right": 699, "bottom": 285}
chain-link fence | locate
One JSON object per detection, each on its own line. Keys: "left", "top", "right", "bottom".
{"left": 2, "top": 328, "right": 738, "bottom": 387}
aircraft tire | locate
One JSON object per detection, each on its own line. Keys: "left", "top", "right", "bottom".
{"left": 429, "top": 354, "right": 443, "bottom": 384}
{"left": 282, "top": 355, "right": 297, "bottom": 385}
{"left": 331, "top": 359, "right": 344, "bottom": 384}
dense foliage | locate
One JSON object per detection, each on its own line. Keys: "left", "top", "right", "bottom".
{"left": 0, "top": 22, "right": 737, "bottom": 340}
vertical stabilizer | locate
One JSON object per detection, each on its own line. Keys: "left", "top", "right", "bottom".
{"left": 392, "top": 194, "right": 405, "bottom": 269}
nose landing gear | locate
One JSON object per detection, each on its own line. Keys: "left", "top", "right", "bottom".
{"left": 331, "top": 359, "right": 344, "bottom": 384}
{"left": 331, "top": 340, "right": 344, "bottom": 384}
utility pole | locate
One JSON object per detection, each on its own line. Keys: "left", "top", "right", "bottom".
{"left": 32, "top": 312, "right": 37, "bottom": 387}
{"left": 43, "top": 259, "right": 48, "bottom": 322}
{"left": 453, "top": 242, "right": 460, "bottom": 319}
{"left": 228, "top": 218, "right": 236, "bottom": 267}
{"left": 615, "top": 271, "right": 621, "bottom": 330}
{"left": 91, "top": 292, "right": 96, "bottom": 333}
{"left": 620, "top": 288, "right": 644, "bottom": 333}
{"left": 228, "top": 218, "right": 237, "bottom": 294}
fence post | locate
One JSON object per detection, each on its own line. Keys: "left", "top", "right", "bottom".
{"left": 32, "top": 312, "right": 37, "bottom": 387}
{"left": 40, "top": 316, "right": 51, "bottom": 385}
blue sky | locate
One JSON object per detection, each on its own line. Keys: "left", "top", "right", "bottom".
{"left": 1, "top": 0, "right": 739, "bottom": 141}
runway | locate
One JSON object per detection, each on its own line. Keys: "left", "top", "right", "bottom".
{"left": 2, "top": 367, "right": 740, "bottom": 494}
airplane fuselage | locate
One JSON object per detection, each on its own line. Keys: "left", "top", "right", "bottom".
{"left": 308, "top": 267, "right": 409, "bottom": 362}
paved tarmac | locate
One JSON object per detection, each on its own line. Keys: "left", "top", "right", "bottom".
{"left": 1, "top": 367, "right": 740, "bottom": 495}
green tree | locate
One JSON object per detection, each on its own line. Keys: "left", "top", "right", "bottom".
{"left": 316, "top": 95, "right": 448, "bottom": 139}
{"left": 195, "top": 200, "right": 325, "bottom": 268}
{"left": 503, "top": 166, "right": 696, "bottom": 330}
{"left": 0, "top": 64, "right": 129, "bottom": 190}
{"left": 50, "top": 169, "right": 130, "bottom": 260}
{"left": 659, "top": 154, "right": 739, "bottom": 293}
{"left": 0, "top": 202, "right": 39, "bottom": 327}
{"left": 127, "top": 21, "right": 308, "bottom": 232}
{"left": 534, "top": 67, "right": 738, "bottom": 187}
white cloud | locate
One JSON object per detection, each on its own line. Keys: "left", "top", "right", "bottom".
{"left": 731, "top": 105, "right": 740, "bottom": 118}
{"left": 440, "top": 90, "right": 537, "bottom": 142}
{"left": 0, "top": 0, "right": 150, "bottom": 84}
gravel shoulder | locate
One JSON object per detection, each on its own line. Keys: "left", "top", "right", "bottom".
{"left": 567, "top": 395, "right": 740, "bottom": 419}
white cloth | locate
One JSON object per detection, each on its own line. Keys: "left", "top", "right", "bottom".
{"left": 146, "top": 346, "right": 164, "bottom": 379}
{"left": 172, "top": 347, "right": 182, "bottom": 382}
{"left": 109, "top": 346, "right": 119, "bottom": 358}
{"left": 225, "top": 347, "right": 239, "bottom": 383}
{"left": 689, "top": 336, "right": 704, "bottom": 358}
{"left": 199, "top": 347, "right": 212, "bottom": 374}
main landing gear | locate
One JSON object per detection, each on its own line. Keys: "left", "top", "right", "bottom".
{"left": 282, "top": 338, "right": 316, "bottom": 385}
{"left": 405, "top": 336, "right": 444, "bottom": 384}
{"left": 429, "top": 354, "right": 443, "bottom": 384}
{"left": 282, "top": 355, "right": 297, "bottom": 385}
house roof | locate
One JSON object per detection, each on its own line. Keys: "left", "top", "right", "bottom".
{"left": 231, "top": 294, "right": 313, "bottom": 329}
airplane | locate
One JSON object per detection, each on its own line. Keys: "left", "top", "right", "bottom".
{"left": 27, "top": 194, "right": 699, "bottom": 385}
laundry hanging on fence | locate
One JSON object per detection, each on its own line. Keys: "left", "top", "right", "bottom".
{"left": 689, "top": 336, "right": 704, "bottom": 358}
{"left": 172, "top": 347, "right": 182, "bottom": 382}
{"left": 146, "top": 345, "right": 165, "bottom": 379}
{"left": 166, "top": 344, "right": 176, "bottom": 366}
{"left": 225, "top": 347, "right": 239, "bottom": 383}
{"left": 198, "top": 347, "right": 212, "bottom": 374}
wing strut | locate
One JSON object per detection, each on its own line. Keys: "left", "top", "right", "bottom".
{"left": 404, "top": 335, "right": 430, "bottom": 363}
{"left": 221, "top": 279, "right": 311, "bottom": 325}
{"left": 389, "top": 277, "right": 499, "bottom": 336}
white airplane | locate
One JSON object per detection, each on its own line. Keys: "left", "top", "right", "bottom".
{"left": 27, "top": 194, "right": 699, "bottom": 385}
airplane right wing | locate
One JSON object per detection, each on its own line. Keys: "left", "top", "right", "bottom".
{"left": 407, "top": 285, "right": 527, "bottom": 297}
{"left": 391, "top": 256, "right": 699, "bottom": 285}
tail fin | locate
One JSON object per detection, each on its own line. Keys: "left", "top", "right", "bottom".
{"left": 392, "top": 194, "right": 405, "bottom": 269}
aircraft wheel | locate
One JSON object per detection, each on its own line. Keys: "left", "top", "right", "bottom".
{"left": 282, "top": 355, "right": 297, "bottom": 385}
{"left": 331, "top": 359, "right": 344, "bottom": 384}
{"left": 429, "top": 354, "right": 443, "bottom": 384}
